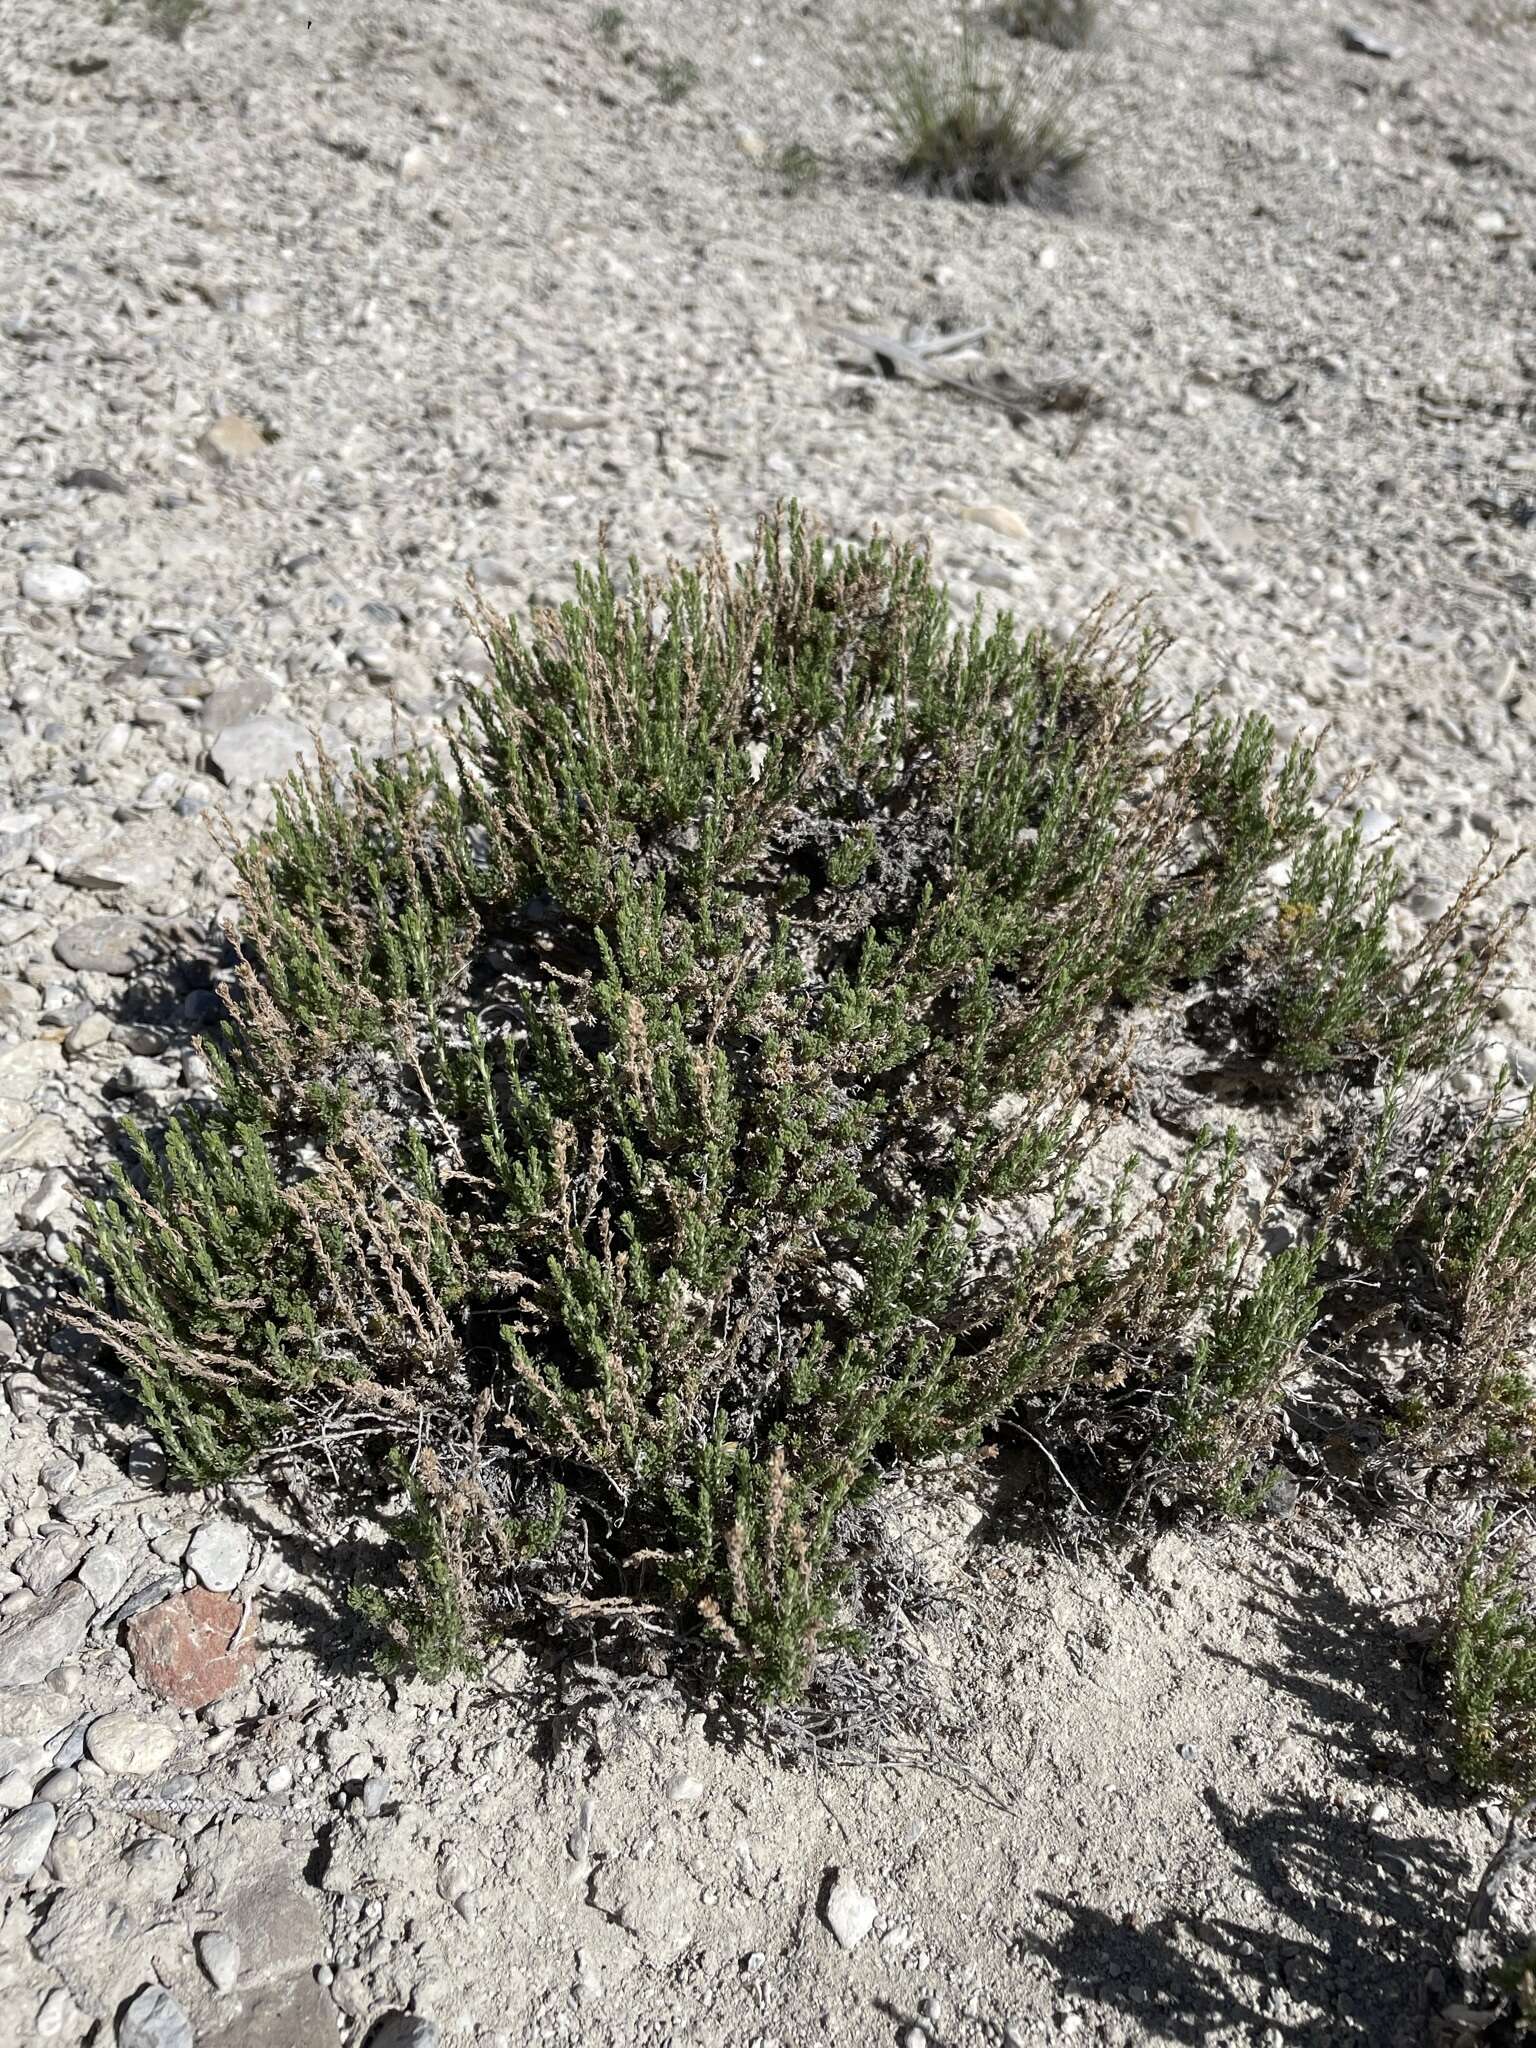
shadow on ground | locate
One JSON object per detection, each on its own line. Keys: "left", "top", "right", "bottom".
{"left": 1026, "top": 1554, "right": 1468, "bottom": 2044}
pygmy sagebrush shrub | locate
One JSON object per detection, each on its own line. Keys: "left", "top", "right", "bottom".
{"left": 74, "top": 501, "right": 1521, "bottom": 1703}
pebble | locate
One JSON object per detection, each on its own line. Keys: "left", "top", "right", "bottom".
{"left": 35, "top": 1767, "right": 80, "bottom": 1804}
{"left": 368, "top": 2017, "right": 440, "bottom": 2048}
{"left": 1339, "top": 24, "right": 1396, "bottom": 58}
{"left": 126, "top": 1587, "right": 258, "bottom": 1710}
{"left": 117, "top": 1984, "right": 193, "bottom": 2048}
{"left": 53, "top": 914, "right": 152, "bottom": 977}
{"left": 19, "top": 1534, "right": 82, "bottom": 1598}
{"left": 0, "top": 1800, "right": 56, "bottom": 1882}
{"left": 128, "top": 1440, "right": 168, "bottom": 1488}
{"left": 208, "top": 715, "right": 319, "bottom": 787}
{"left": 1354, "top": 807, "right": 1396, "bottom": 849}
{"left": 196, "top": 415, "right": 268, "bottom": 467}
{"left": 19, "top": 1169, "right": 70, "bottom": 1229}
{"left": 35, "top": 1987, "right": 72, "bottom": 2038}
{"left": 197, "top": 1930, "right": 241, "bottom": 1992}
{"left": 57, "top": 835, "right": 177, "bottom": 895}
{"left": 106, "top": 1056, "right": 177, "bottom": 1097}
{"left": 63, "top": 1011, "right": 114, "bottom": 1057}
{"left": 185, "top": 1519, "right": 251, "bottom": 1593}
{"left": 123, "top": 1834, "right": 181, "bottom": 1893}
{"left": 468, "top": 555, "right": 519, "bottom": 589}
{"left": 956, "top": 504, "right": 1031, "bottom": 541}
{"left": 78, "top": 1544, "right": 133, "bottom": 1610}
{"left": 351, "top": 642, "right": 395, "bottom": 678}
{"left": 526, "top": 406, "right": 611, "bottom": 433}
{"left": 58, "top": 466, "right": 127, "bottom": 494}
{"left": 360, "top": 1773, "right": 390, "bottom": 1818}
{"left": 0, "top": 1581, "right": 93, "bottom": 1688}
{"left": 86, "top": 1713, "right": 178, "bottom": 1777}
{"left": 21, "top": 563, "right": 92, "bottom": 608}
{"left": 199, "top": 678, "right": 275, "bottom": 734}
{"left": 823, "top": 1870, "right": 878, "bottom": 1951}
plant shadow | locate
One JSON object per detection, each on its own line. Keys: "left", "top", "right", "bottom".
{"left": 1026, "top": 1551, "right": 1473, "bottom": 2043}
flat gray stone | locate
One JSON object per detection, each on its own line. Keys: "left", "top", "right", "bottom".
{"left": 208, "top": 715, "right": 317, "bottom": 787}
{"left": 53, "top": 914, "right": 153, "bottom": 977}
{"left": 106, "top": 1056, "right": 178, "bottom": 1098}
{"left": 368, "top": 2018, "right": 439, "bottom": 2048}
{"left": 222, "top": 1872, "right": 325, "bottom": 1983}
{"left": 186, "top": 1520, "right": 251, "bottom": 1594}
{"left": 200, "top": 678, "right": 276, "bottom": 734}
{"left": 118, "top": 1984, "right": 193, "bottom": 2048}
{"left": 57, "top": 831, "right": 179, "bottom": 896}
{"left": 0, "top": 1580, "right": 93, "bottom": 1688}
{"left": 19, "top": 1534, "right": 84, "bottom": 1599}
{"left": 59, "top": 466, "right": 127, "bottom": 494}
{"left": 0, "top": 1800, "right": 56, "bottom": 1882}
{"left": 469, "top": 554, "right": 518, "bottom": 588}
{"left": 78, "top": 1544, "right": 135, "bottom": 1610}
{"left": 204, "top": 1975, "right": 334, "bottom": 2048}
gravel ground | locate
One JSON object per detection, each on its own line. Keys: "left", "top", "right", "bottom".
{"left": 1, "top": 0, "right": 1535, "bottom": 2043}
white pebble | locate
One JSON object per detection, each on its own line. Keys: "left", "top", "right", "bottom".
{"left": 197, "top": 1930, "right": 240, "bottom": 1993}
{"left": 86, "top": 1714, "right": 177, "bottom": 1777}
{"left": 185, "top": 1518, "right": 251, "bottom": 1593}
{"left": 21, "top": 563, "right": 92, "bottom": 608}
{"left": 823, "top": 1869, "right": 878, "bottom": 1951}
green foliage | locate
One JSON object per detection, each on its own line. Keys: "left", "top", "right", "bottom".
{"left": 1264, "top": 823, "right": 1498, "bottom": 1076}
{"left": 1495, "top": 1953, "right": 1536, "bottom": 2039}
{"left": 850, "top": 20, "right": 1092, "bottom": 206}
{"left": 75, "top": 499, "right": 1515, "bottom": 1706}
{"left": 1160, "top": 1232, "right": 1328, "bottom": 1513}
{"left": 592, "top": 4, "right": 625, "bottom": 46}
{"left": 349, "top": 1451, "right": 483, "bottom": 1682}
{"left": 1343, "top": 1074, "right": 1536, "bottom": 1486}
{"left": 997, "top": 0, "right": 1099, "bottom": 50}
{"left": 652, "top": 55, "right": 701, "bottom": 103}
{"left": 1440, "top": 1513, "right": 1536, "bottom": 1797}
{"left": 1246, "top": 37, "right": 1296, "bottom": 79}
{"left": 777, "top": 141, "right": 822, "bottom": 196}
{"left": 101, "top": 0, "right": 206, "bottom": 40}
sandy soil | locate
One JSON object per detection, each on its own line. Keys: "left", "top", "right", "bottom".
{"left": 1, "top": 0, "right": 1534, "bottom": 2042}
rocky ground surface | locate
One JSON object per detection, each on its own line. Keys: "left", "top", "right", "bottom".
{"left": 1, "top": 0, "right": 1535, "bottom": 2042}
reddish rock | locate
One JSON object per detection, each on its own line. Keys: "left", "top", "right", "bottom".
{"left": 126, "top": 1588, "right": 258, "bottom": 1710}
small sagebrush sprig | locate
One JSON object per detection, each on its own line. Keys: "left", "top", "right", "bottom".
{"left": 1342, "top": 1070, "right": 1536, "bottom": 1487}
{"left": 73, "top": 498, "right": 1518, "bottom": 1704}
{"left": 1440, "top": 1512, "right": 1536, "bottom": 1797}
